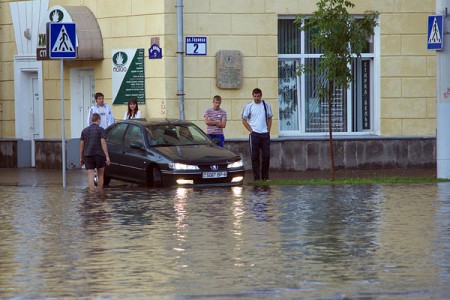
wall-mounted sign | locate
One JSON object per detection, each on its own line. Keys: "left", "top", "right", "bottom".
{"left": 36, "top": 48, "right": 49, "bottom": 60}
{"left": 149, "top": 44, "right": 162, "bottom": 59}
{"left": 112, "top": 48, "right": 145, "bottom": 105}
{"left": 186, "top": 36, "right": 207, "bottom": 55}
{"left": 37, "top": 29, "right": 48, "bottom": 60}
{"left": 362, "top": 60, "right": 371, "bottom": 130}
{"left": 216, "top": 50, "right": 242, "bottom": 89}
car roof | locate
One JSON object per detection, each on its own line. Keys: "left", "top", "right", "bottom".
{"left": 118, "top": 118, "right": 193, "bottom": 126}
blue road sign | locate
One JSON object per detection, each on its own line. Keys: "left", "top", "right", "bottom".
{"left": 49, "top": 23, "right": 77, "bottom": 59}
{"left": 428, "top": 15, "right": 443, "bottom": 50}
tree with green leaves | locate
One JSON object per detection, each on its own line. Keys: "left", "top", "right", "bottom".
{"left": 296, "top": 0, "right": 379, "bottom": 180}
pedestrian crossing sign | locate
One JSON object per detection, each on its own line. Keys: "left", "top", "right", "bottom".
{"left": 427, "top": 15, "right": 443, "bottom": 50}
{"left": 48, "top": 22, "right": 77, "bottom": 59}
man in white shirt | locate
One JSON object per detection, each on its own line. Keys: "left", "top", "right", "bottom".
{"left": 242, "top": 88, "right": 273, "bottom": 181}
{"left": 87, "top": 92, "right": 115, "bottom": 129}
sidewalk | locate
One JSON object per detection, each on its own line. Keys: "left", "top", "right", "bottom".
{"left": 0, "top": 167, "right": 437, "bottom": 187}
{"left": 0, "top": 168, "right": 88, "bottom": 187}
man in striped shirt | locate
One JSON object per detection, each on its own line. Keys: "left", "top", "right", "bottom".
{"left": 204, "top": 95, "right": 227, "bottom": 147}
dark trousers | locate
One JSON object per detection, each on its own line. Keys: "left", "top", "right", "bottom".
{"left": 249, "top": 132, "right": 270, "bottom": 180}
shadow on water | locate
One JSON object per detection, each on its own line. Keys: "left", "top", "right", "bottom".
{"left": 0, "top": 183, "right": 449, "bottom": 299}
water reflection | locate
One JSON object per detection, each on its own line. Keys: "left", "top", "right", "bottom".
{"left": 0, "top": 183, "right": 449, "bottom": 299}
{"left": 245, "top": 186, "right": 272, "bottom": 223}
{"left": 276, "top": 185, "right": 382, "bottom": 283}
{"left": 436, "top": 184, "right": 450, "bottom": 288}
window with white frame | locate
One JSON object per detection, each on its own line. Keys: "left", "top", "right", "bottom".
{"left": 278, "top": 17, "right": 378, "bottom": 135}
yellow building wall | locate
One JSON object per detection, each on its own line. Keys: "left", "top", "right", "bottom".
{"left": 377, "top": 0, "right": 436, "bottom": 135}
{"left": 0, "top": 0, "right": 437, "bottom": 138}
{"left": 0, "top": 0, "right": 16, "bottom": 137}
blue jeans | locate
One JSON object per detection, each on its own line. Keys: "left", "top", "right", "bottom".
{"left": 208, "top": 134, "right": 225, "bottom": 147}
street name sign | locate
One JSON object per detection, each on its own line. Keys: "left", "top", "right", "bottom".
{"left": 186, "top": 37, "right": 207, "bottom": 56}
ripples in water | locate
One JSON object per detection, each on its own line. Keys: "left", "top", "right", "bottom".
{"left": 0, "top": 183, "right": 449, "bottom": 299}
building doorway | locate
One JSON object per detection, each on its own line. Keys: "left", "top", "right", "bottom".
{"left": 14, "top": 59, "right": 44, "bottom": 167}
{"left": 70, "top": 68, "right": 95, "bottom": 138}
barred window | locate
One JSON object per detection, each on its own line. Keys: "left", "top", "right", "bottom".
{"left": 278, "top": 18, "right": 378, "bottom": 135}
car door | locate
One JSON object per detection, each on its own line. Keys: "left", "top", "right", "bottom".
{"left": 121, "top": 124, "right": 148, "bottom": 183}
{"left": 105, "top": 122, "right": 128, "bottom": 177}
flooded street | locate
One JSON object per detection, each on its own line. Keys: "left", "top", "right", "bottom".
{"left": 0, "top": 176, "right": 449, "bottom": 299}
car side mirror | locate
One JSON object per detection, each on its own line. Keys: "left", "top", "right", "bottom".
{"left": 130, "top": 141, "right": 144, "bottom": 150}
{"left": 212, "top": 138, "right": 221, "bottom": 145}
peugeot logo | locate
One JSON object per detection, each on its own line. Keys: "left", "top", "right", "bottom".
{"left": 210, "top": 165, "right": 218, "bottom": 171}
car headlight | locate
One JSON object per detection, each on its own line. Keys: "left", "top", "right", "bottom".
{"left": 227, "top": 160, "right": 243, "bottom": 168}
{"left": 169, "top": 162, "right": 200, "bottom": 170}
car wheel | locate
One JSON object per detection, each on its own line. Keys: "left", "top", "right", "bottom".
{"left": 148, "top": 166, "right": 163, "bottom": 188}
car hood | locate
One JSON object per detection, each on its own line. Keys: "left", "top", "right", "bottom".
{"left": 155, "top": 144, "right": 240, "bottom": 164}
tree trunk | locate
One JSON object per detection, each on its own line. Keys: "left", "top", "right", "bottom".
{"left": 328, "top": 80, "right": 335, "bottom": 181}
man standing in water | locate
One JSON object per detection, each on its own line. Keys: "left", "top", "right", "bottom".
{"left": 80, "top": 113, "right": 111, "bottom": 192}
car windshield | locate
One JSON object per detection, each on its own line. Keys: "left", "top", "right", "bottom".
{"left": 145, "top": 123, "right": 213, "bottom": 146}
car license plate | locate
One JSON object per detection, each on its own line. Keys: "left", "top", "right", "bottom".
{"left": 202, "top": 171, "right": 227, "bottom": 179}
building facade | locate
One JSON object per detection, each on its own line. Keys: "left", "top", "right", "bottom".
{"left": 0, "top": 0, "right": 437, "bottom": 169}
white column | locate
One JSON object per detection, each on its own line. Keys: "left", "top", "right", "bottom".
{"left": 436, "top": 0, "right": 450, "bottom": 178}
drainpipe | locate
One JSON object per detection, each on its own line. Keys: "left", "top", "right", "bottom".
{"left": 176, "top": 0, "right": 185, "bottom": 120}
{"left": 436, "top": 0, "right": 450, "bottom": 178}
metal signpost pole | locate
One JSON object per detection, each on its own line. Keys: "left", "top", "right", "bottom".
{"left": 61, "top": 60, "right": 66, "bottom": 187}
{"left": 48, "top": 22, "right": 77, "bottom": 187}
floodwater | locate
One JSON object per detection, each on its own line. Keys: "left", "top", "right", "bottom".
{"left": 0, "top": 181, "right": 449, "bottom": 299}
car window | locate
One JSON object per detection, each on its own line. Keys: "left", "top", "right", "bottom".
{"left": 124, "top": 124, "right": 143, "bottom": 148}
{"left": 178, "top": 126, "right": 195, "bottom": 144}
{"left": 146, "top": 127, "right": 165, "bottom": 145}
{"left": 107, "top": 123, "right": 128, "bottom": 145}
{"left": 183, "top": 124, "right": 211, "bottom": 144}
{"left": 162, "top": 128, "right": 179, "bottom": 145}
{"left": 187, "top": 125, "right": 210, "bottom": 144}
{"left": 145, "top": 124, "right": 212, "bottom": 146}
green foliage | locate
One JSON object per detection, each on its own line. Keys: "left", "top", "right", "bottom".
{"left": 296, "top": 0, "right": 379, "bottom": 98}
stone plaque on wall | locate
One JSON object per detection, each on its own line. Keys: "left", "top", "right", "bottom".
{"left": 216, "top": 50, "right": 242, "bottom": 89}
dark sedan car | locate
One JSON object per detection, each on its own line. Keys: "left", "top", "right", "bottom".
{"left": 103, "top": 119, "right": 245, "bottom": 187}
